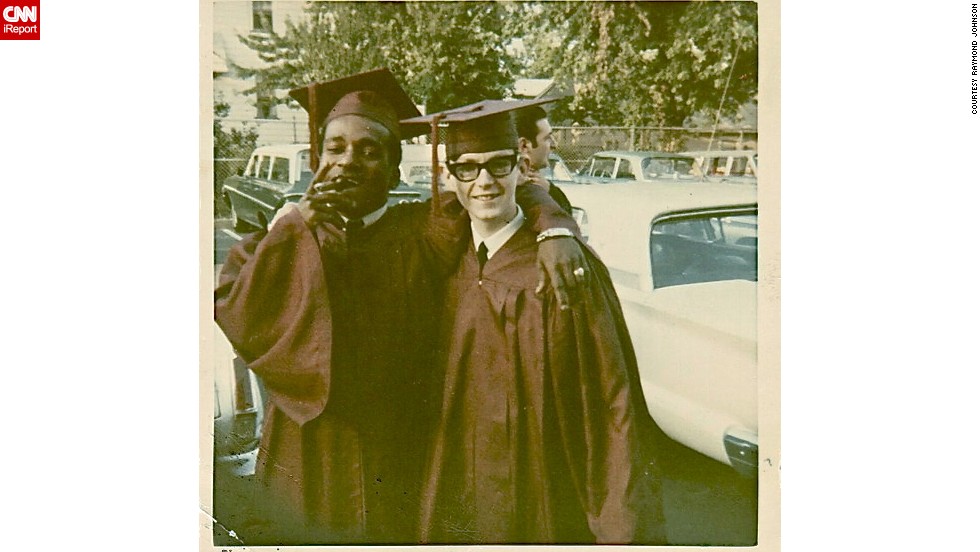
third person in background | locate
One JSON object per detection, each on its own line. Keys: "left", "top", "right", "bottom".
{"left": 516, "top": 104, "right": 573, "bottom": 214}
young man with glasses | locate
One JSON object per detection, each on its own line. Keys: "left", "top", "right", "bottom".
{"left": 404, "top": 103, "right": 668, "bottom": 545}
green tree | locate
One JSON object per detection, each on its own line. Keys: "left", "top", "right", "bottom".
{"left": 235, "top": 1, "right": 516, "bottom": 114}
{"left": 396, "top": 1, "right": 519, "bottom": 112}
{"left": 508, "top": 1, "right": 758, "bottom": 137}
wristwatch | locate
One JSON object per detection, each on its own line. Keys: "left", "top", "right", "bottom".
{"left": 535, "top": 227, "right": 576, "bottom": 243}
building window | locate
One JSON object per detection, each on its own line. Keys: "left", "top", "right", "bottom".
{"left": 252, "top": 1, "right": 272, "bottom": 33}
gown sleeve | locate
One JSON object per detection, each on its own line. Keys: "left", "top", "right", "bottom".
{"left": 516, "top": 183, "right": 581, "bottom": 236}
{"left": 214, "top": 208, "right": 334, "bottom": 425}
{"left": 546, "top": 253, "right": 668, "bottom": 544}
{"left": 418, "top": 193, "right": 472, "bottom": 277}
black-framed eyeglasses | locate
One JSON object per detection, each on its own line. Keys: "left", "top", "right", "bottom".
{"left": 446, "top": 153, "right": 520, "bottom": 183}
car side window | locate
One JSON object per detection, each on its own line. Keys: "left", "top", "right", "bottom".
{"left": 270, "top": 157, "right": 290, "bottom": 183}
{"left": 704, "top": 157, "right": 725, "bottom": 176}
{"left": 244, "top": 155, "right": 257, "bottom": 177}
{"left": 615, "top": 159, "right": 635, "bottom": 179}
{"left": 642, "top": 158, "right": 671, "bottom": 178}
{"left": 650, "top": 212, "right": 758, "bottom": 288}
{"left": 592, "top": 158, "right": 615, "bottom": 178}
{"left": 674, "top": 157, "right": 696, "bottom": 176}
{"left": 256, "top": 156, "right": 271, "bottom": 180}
{"left": 730, "top": 157, "right": 747, "bottom": 176}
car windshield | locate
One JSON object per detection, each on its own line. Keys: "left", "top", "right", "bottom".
{"left": 641, "top": 156, "right": 696, "bottom": 179}
{"left": 649, "top": 211, "right": 757, "bottom": 288}
{"left": 545, "top": 154, "right": 573, "bottom": 181}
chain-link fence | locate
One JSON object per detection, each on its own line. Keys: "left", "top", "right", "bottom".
{"left": 213, "top": 155, "right": 251, "bottom": 217}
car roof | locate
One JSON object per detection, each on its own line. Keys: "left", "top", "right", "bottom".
{"left": 592, "top": 150, "right": 696, "bottom": 159}
{"left": 559, "top": 180, "right": 756, "bottom": 219}
{"left": 558, "top": 181, "right": 757, "bottom": 277}
{"left": 251, "top": 143, "right": 310, "bottom": 155}
{"left": 681, "top": 150, "right": 757, "bottom": 157}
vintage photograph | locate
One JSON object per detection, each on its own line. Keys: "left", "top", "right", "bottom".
{"left": 203, "top": 0, "right": 777, "bottom": 548}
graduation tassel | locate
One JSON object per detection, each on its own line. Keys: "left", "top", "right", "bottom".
{"left": 308, "top": 82, "right": 320, "bottom": 173}
{"left": 430, "top": 113, "right": 444, "bottom": 213}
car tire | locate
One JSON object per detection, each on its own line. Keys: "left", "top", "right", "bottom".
{"left": 230, "top": 202, "right": 252, "bottom": 233}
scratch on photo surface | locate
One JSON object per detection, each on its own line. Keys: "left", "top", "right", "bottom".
{"left": 202, "top": 508, "right": 247, "bottom": 547}
{"left": 446, "top": 517, "right": 479, "bottom": 541}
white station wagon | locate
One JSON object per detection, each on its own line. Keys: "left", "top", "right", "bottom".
{"left": 558, "top": 181, "right": 759, "bottom": 475}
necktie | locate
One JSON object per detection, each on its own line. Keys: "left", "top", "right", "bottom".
{"left": 477, "top": 242, "right": 489, "bottom": 274}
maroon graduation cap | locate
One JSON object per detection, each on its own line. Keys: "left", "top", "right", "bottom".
{"left": 288, "top": 68, "right": 423, "bottom": 172}
{"left": 402, "top": 97, "right": 562, "bottom": 205}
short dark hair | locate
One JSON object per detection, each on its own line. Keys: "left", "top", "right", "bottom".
{"left": 515, "top": 106, "right": 548, "bottom": 147}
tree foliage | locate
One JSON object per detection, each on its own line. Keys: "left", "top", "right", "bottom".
{"left": 235, "top": 1, "right": 517, "bottom": 114}
{"left": 233, "top": 1, "right": 757, "bottom": 130}
{"left": 508, "top": 1, "right": 757, "bottom": 129}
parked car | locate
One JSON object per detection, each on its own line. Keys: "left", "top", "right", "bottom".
{"left": 558, "top": 181, "right": 759, "bottom": 476}
{"left": 388, "top": 180, "right": 432, "bottom": 205}
{"left": 400, "top": 143, "right": 446, "bottom": 188}
{"left": 574, "top": 150, "right": 702, "bottom": 185}
{"left": 541, "top": 152, "right": 575, "bottom": 182}
{"left": 223, "top": 143, "right": 435, "bottom": 231}
{"left": 213, "top": 321, "right": 265, "bottom": 477}
{"left": 683, "top": 150, "right": 758, "bottom": 183}
{"left": 223, "top": 144, "right": 313, "bottom": 231}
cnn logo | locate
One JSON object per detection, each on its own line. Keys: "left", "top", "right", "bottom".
{"left": 3, "top": 5, "right": 35, "bottom": 22}
{"left": 1, "top": 0, "right": 39, "bottom": 39}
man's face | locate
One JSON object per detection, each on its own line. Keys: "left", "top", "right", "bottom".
{"left": 317, "top": 114, "right": 398, "bottom": 218}
{"left": 521, "top": 118, "right": 554, "bottom": 171}
{"left": 450, "top": 149, "right": 521, "bottom": 232}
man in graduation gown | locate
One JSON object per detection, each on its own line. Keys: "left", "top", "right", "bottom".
{"left": 410, "top": 103, "right": 668, "bottom": 544}
{"left": 214, "top": 70, "right": 586, "bottom": 545}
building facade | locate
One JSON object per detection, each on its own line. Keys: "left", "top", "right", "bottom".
{"left": 212, "top": 1, "right": 309, "bottom": 145}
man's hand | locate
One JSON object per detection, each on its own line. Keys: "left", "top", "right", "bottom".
{"left": 297, "top": 180, "right": 352, "bottom": 229}
{"left": 519, "top": 168, "right": 551, "bottom": 191}
{"left": 296, "top": 181, "right": 353, "bottom": 254}
{"left": 535, "top": 237, "right": 589, "bottom": 310}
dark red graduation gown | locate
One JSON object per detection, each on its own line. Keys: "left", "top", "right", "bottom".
{"left": 214, "top": 186, "right": 576, "bottom": 544}
{"left": 420, "top": 225, "right": 667, "bottom": 544}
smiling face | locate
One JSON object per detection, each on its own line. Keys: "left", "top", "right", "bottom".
{"left": 318, "top": 114, "right": 400, "bottom": 218}
{"left": 450, "top": 149, "right": 522, "bottom": 237}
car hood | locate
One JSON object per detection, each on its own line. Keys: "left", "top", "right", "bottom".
{"left": 645, "top": 279, "right": 757, "bottom": 344}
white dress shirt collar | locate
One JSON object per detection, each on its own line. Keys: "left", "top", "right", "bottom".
{"left": 471, "top": 205, "right": 525, "bottom": 260}
{"left": 345, "top": 203, "right": 387, "bottom": 228}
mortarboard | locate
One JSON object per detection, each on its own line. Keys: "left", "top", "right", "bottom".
{"left": 288, "top": 68, "right": 422, "bottom": 172}
{"left": 401, "top": 97, "right": 561, "bottom": 160}
{"left": 402, "top": 97, "right": 563, "bottom": 206}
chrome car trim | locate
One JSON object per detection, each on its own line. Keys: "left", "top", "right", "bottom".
{"left": 222, "top": 186, "right": 277, "bottom": 211}
{"left": 723, "top": 432, "right": 759, "bottom": 478}
{"left": 651, "top": 205, "right": 758, "bottom": 226}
